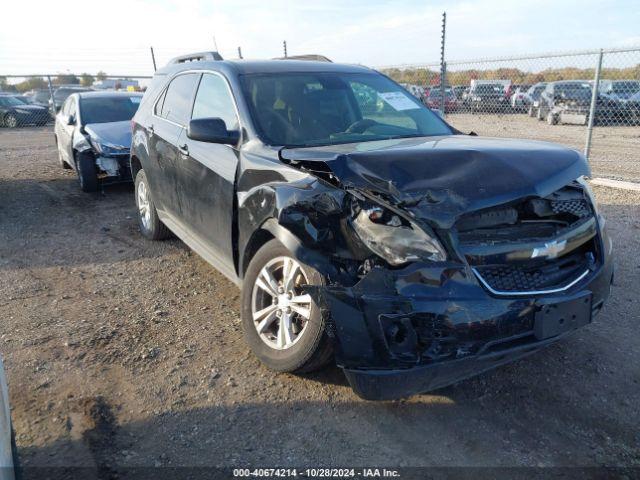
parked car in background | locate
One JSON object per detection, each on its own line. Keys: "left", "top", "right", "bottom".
{"left": 423, "top": 87, "right": 458, "bottom": 112}
{"left": 510, "top": 84, "right": 532, "bottom": 111}
{"left": 49, "top": 86, "right": 92, "bottom": 112}
{"left": 626, "top": 89, "right": 640, "bottom": 125}
{"left": 0, "top": 357, "right": 17, "bottom": 480}
{"left": 526, "top": 82, "right": 548, "bottom": 116}
{"left": 598, "top": 80, "right": 640, "bottom": 101}
{"left": 25, "top": 89, "right": 52, "bottom": 107}
{"left": 55, "top": 91, "right": 142, "bottom": 191}
{"left": 0, "top": 95, "right": 49, "bottom": 127}
{"left": 129, "top": 54, "right": 613, "bottom": 400}
{"left": 469, "top": 83, "right": 509, "bottom": 113}
{"left": 536, "top": 80, "right": 593, "bottom": 125}
{"left": 451, "top": 85, "right": 468, "bottom": 101}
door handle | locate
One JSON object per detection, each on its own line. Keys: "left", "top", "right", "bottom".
{"left": 178, "top": 144, "right": 189, "bottom": 157}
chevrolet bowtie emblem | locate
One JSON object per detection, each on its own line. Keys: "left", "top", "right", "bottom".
{"left": 531, "top": 240, "right": 567, "bottom": 259}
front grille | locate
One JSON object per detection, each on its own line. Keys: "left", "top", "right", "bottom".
{"left": 456, "top": 183, "right": 599, "bottom": 295}
{"left": 550, "top": 199, "right": 590, "bottom": 217}
{"left": 474, "top": 250, "right": 594, "bottom": 293}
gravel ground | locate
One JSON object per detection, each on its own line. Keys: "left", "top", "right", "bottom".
{"left": 447, "top": 113, "right": 640, "bottom": 183}
{"left": 0, "top": 127, "right": 639, "bottom": 477}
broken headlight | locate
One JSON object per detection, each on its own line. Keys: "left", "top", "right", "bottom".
{"left": 91, "top": 139, "right": 128, "bottom": 156}
{"left": 350, "top": 203, "right": 447, "bottom": 266}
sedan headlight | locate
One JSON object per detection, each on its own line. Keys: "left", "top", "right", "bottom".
{"left": 350, "top": 203, "right": 447, "bottom": 265}
{"left": 91, "top": 140, "right": 128, "bottom": 156}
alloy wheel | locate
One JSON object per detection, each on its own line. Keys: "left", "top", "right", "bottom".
{"left": 251, "top": 256, "right": 312, "bottom": 350}
{"left": 137, "top": 179, "right": 151, "bottom": 230}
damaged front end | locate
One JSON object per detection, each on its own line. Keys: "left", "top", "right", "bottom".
{"left": 81, "top": 122, "right": 133, "bottom": 184}
{"left": 240, "top": 137, "right": 614, "bottom": 400}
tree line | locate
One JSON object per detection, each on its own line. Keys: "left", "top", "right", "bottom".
{"left": 0, "top": 72, "right": 108, "bottom": 92}
{"left": 381, "top": 64, "right": 640, "bottom": 86}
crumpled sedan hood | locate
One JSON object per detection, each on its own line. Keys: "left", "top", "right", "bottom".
{"left": 84, "top": 120, "right": 132, "bottom": 150}
{"left": 280, "top": 135, "right": 590, "bottom": 228}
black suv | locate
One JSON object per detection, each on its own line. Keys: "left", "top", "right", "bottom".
{"left": 130, "top": 53, "right": 613, "bottom": 400}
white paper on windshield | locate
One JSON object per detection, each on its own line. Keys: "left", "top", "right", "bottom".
{"left": 378, "top": 92, "right": 419, "bottom": 111}
{"left": 130, "top": 97, "right": 141, "bottom": 104}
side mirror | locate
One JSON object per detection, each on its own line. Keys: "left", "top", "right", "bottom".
{"left": 66, "top": 115, "right": 75, "bottom": 125}
{"left": 187, "top": 117, "right": 239, "bottom": 145}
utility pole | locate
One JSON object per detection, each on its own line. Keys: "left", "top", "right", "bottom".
{"left": 283, "top": 40, "right": 288, "bottom": 58}
{"left": 150, "top": 46, "right": 157, "bottom": 72}
{"left": 439, "top": 11, "right": 447, "bottom": 116}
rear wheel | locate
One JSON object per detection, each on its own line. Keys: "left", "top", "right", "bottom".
{"left": 76, "top": 151, "right": 98, "bottom": 192}
{"left": 547, "top": 111, "right": 558, "bottom": 125}
{"left": 135, "top": 169, "right": 171, "bottom": 240}
{"left": 241, "top": 239, "right": 333, "bottom": 373}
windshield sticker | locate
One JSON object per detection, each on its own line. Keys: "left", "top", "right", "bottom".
{"left": 130, "top": 97, "right": 142, "bottom": 104}
{"left": 378, "top": 92, "right": 419, "bottom": 111}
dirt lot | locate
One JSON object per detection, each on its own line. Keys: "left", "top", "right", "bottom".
{"left": 448, "top": 113, "right": 640, "bottom": 183}
{"left": 1, "top": 126, "right": 639, "bottom": 477}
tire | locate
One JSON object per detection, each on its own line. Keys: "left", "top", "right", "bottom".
{"left": 4, "top": 114, "right": 18, "bottom": 128}
{"left": 241, "top": 239, "right": 333, "bottom": 373}
{"left": 54, "top": 136, "right": 71, "bottom": 169}
{"left": 134, "top": 169, "right": 171, "bottom": 240}
{"left": 547, "top": 112, "right": 558, "bottom": 125}
{"left": 76, "top": 151, "right": 98, "bottom": 192}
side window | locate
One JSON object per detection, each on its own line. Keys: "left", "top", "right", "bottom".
{"left": 159, "top": 73, "right": 199, "bottom": 126}
{"left": 154, "top": 88, "right": 167, "bottom": 117}
{"left": 191, "top": 73, "right": 239, "bottom": 130}
{"left": 61, "top": 98, "right": 71, "bottom": 115}
{"left": 67, "top": 98, "right": 77, "bottom": 117}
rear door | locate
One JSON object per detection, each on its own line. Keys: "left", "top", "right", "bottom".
{"left": 146, "top": 73, "right": 199, "bottom": 217}
{"left": 56, "top": 96, "right": 76, "bottom": 166}
{"left": 177, "top": 72, "right": 241, "bottom": 269}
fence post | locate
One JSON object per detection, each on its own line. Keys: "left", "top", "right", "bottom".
{"left": 439, "top": 11, "right": 447, "bottom": 116}
{"left": 584, "top": 48, "right": 603, "bottom": 161}
{"left": 46, "top": 75, "right": 55, "bottom": 113}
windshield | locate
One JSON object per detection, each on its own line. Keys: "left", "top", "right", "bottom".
{"left": 80, "top": 96, "right": 142, "bottom": 124}
{"left": 556, "top": 83, "right": 591, "bottom": 98}
{"left": 0, "top": 96, "right": 25, "bottom": 107}
{"left": 241, "top": 72, "right": 452, "bottom": 147}
{"left": 610, "top": 81, "right": 640, "bottom": 97}
{"left": 54, "top": 88, "right": 89, "bottom": 101}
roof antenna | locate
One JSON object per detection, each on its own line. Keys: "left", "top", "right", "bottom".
{"left": 213, "top": 36, "right": 219, "bottom": 52}
{"left": 238, "top": 46, "right": 243, "bottom": 59}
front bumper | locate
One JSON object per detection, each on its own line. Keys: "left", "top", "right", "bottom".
{"left": 95, "top": 154, "right": 132, "bottom": 184}
{"left": 322, "top": 229, "right": 614, "bottom": 401}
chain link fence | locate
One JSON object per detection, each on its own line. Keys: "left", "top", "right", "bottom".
{"left": 381, "top": 47, "right": 640, "bottom": 183}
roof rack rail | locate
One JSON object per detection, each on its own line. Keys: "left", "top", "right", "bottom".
{"left": 167, "top": 51, "right": 224, "bottom": 65}
{"left": 273, "top": 54, "right": 332, "bottom": 62}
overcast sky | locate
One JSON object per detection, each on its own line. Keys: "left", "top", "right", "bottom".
{"left": 1, "top": 0, "right": 638, "bottom": 76}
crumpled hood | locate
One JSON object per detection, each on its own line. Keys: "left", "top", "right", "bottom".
{"left": 280, "top": 135, "right": 590, "bottom": 228}
{"left": 84, "top": 120, "right": 132, "bottom": 150}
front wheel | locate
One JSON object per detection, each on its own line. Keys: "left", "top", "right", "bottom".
{"left": 4, "top": 114, "right": 18, "bottom": 128}
{"left": 76, "top": 151, "right": 98, "bottom": 192}
{"left": 241, "top": 239, "right": 333, "bottom": 373}
{"left": 134, "top": 169, "right": 171, "bottom": 240}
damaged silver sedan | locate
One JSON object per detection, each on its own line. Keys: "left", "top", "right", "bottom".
{"left": 54, "top": 91, "right": 142, "bottom": 191}
{"left": 130, "top": 54, "right": 614, "bottom": 400}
